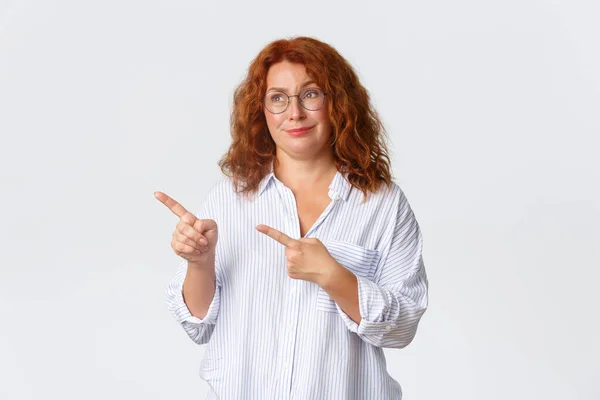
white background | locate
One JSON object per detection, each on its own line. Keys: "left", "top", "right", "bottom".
{"left": 1, "top": 0, "right": 598, "bottom": 399}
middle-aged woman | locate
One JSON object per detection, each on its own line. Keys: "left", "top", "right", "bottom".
{"left": 155, "top": 36, "right": 428, "bottom": 399}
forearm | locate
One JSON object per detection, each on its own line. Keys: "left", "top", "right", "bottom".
{"left": 321, "top": 258, "right": 428, "bottom": 348}
{"left": 320, "top": 262, "right": 361, "bottom": 324}
{"left": 182, "top": 258, "right": 216, "bottom": 320}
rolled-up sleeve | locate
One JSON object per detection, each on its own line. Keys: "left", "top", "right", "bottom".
{"left": 336, "top": 190, "right": 428, "bottom": 348}
{"left": 165, "top": 260, "right": 221, "bottom": 344}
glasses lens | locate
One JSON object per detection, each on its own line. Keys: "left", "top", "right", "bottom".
{"left": 300, "top": 88, "right": 325, "bottom": 110}
{"left": 263, "top": 88, "right": 325, "bottom": 113}
{"left": 265, "top": 91, "right": 288, "bottom": 114}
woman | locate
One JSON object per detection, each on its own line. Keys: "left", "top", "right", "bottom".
{"left": 155, "top": 36, "right": 428, "bottom": 399}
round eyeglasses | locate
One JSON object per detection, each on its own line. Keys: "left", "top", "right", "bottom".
{"left": 262, "top": 88, "right": 327, "bottom": 114}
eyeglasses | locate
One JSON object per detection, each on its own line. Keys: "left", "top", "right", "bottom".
{"left": 262, "top": 88, "right": 327, "bottom": 114}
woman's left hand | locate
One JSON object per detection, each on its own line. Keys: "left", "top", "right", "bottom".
{"left": 256, "top": 224, "right": 339, "bottom": 287}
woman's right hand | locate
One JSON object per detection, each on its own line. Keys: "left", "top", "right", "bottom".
{"left": 154, "top": 191, "right": 218, "bottom": 266}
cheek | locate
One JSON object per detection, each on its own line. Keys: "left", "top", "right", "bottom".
{"left": 265, "top": 111, "right": 281, "bottom": 127}
{"left": 315, "top": 110, "right": 331, "bottom": 131}
{"left": 314, "top": 107, "right": 329, "bottom": 123}
{"left": 265, "top": 112, "right": 283, "bottom": 132}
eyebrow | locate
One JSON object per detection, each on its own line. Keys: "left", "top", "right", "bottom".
{"left": 266, "top": 81, "right": 318, "bottom": 93}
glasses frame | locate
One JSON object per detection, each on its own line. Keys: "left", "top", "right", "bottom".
{"left": 262, "top": 88, "right": 328, "bottom": 114}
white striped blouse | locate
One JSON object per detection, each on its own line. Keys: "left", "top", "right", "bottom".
{"left": 165, "top": 167, "right": 428, "bottom": 399}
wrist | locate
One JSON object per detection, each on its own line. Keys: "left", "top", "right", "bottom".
{"left": 318, "top": 259, "right": 344, "bottom": 291}
{"left": 185, "top": 261, "right": 216, "bottom": 285}
{"left": 187, "top": 250, "right": 216, "bottom": 269}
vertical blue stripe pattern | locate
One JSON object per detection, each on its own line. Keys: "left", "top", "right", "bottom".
{"left": 165, "top": 169, "right": 428, "bottom": 399}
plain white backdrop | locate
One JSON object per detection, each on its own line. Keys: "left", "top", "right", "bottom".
{"left": 1, "top": 0, "right": 598, "bottom": 399}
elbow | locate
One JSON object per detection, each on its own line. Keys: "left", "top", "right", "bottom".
{"left": 359, "top": 306, "right": 427, "bottom": 349}
{"left": 182, "top": 322, "right": 214, "bottom": 345}
{"left": 374, "top": 325, "right": 422, "bottom": 349}
{"left": 390, "top": 307, "right": 427, "bottom": 349}
{"left": 388, "top": 325, "right": 420, "bottom": 349}
{"left": 361, "top": 326, "right": 418, "bottom": 349}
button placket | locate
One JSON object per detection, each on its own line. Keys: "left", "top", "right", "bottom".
{"left": 278, "top": 187, "right": 300, "bottom": 397}
{"left": 284, "top": 280, "right": 302, "bottom": 396}
{"left": 283, "top": 187, "right": 299, "bottom": 237}
{"left": 276, "top": 289, "right": 296, "bottom": 399}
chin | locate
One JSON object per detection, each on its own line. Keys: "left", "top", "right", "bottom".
{"left": 287, "top": 142, "right": 331, "bottom": 157}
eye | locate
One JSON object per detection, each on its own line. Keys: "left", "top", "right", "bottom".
{"left": 302, "top": 89, "right": 321, "bottom": 99}
{"left": 269, "top": 93, "right": 286, "bottom": 103}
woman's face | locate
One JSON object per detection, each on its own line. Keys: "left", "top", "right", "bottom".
{"left": 264, "top": 61, "right": 332, "bottom": 162}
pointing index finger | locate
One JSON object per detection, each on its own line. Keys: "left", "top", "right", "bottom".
{"left": 256, "top": 224, "right": 295, "bottom": 247}
{"left": 154, "top": 191, "right": 193, "bottom": 220}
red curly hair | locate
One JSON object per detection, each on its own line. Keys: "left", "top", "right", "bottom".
{"left": 218, "top": 36, "right": 393, "bottom": 199}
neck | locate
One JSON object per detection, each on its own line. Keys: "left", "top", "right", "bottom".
{"left": 273, "top": 152, "right": 337, "bottom": 192}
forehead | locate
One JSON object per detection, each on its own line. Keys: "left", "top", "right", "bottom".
{"left": 266, "top": 61, "right": 312, "bottom": 89}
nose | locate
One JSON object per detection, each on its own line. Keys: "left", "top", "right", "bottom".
{"left": 287, "top": 95, "right": 306, "bottom": 120}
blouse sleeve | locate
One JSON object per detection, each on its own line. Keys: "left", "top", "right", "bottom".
{"left": 336, "top": 189, "right": 429, "bottom": 348}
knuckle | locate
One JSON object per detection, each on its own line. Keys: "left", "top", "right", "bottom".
{"left": 183, "top": 226, "right": 196, "bottom": 239}
{"left": 182, "top": 212, "right": 196, "bottom": 224}
{"left": 176, "top": 220, "right": 187, "bottom": 232}
{"left": 201, "top": 218, "right": 215, "bottom": 227}
{"left": 175, "top": 241, "right": 190, "bottom": 253}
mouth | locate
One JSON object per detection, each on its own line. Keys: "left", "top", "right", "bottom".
{"left": 286, "top": 126, "right": 314, "bottom": 136}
